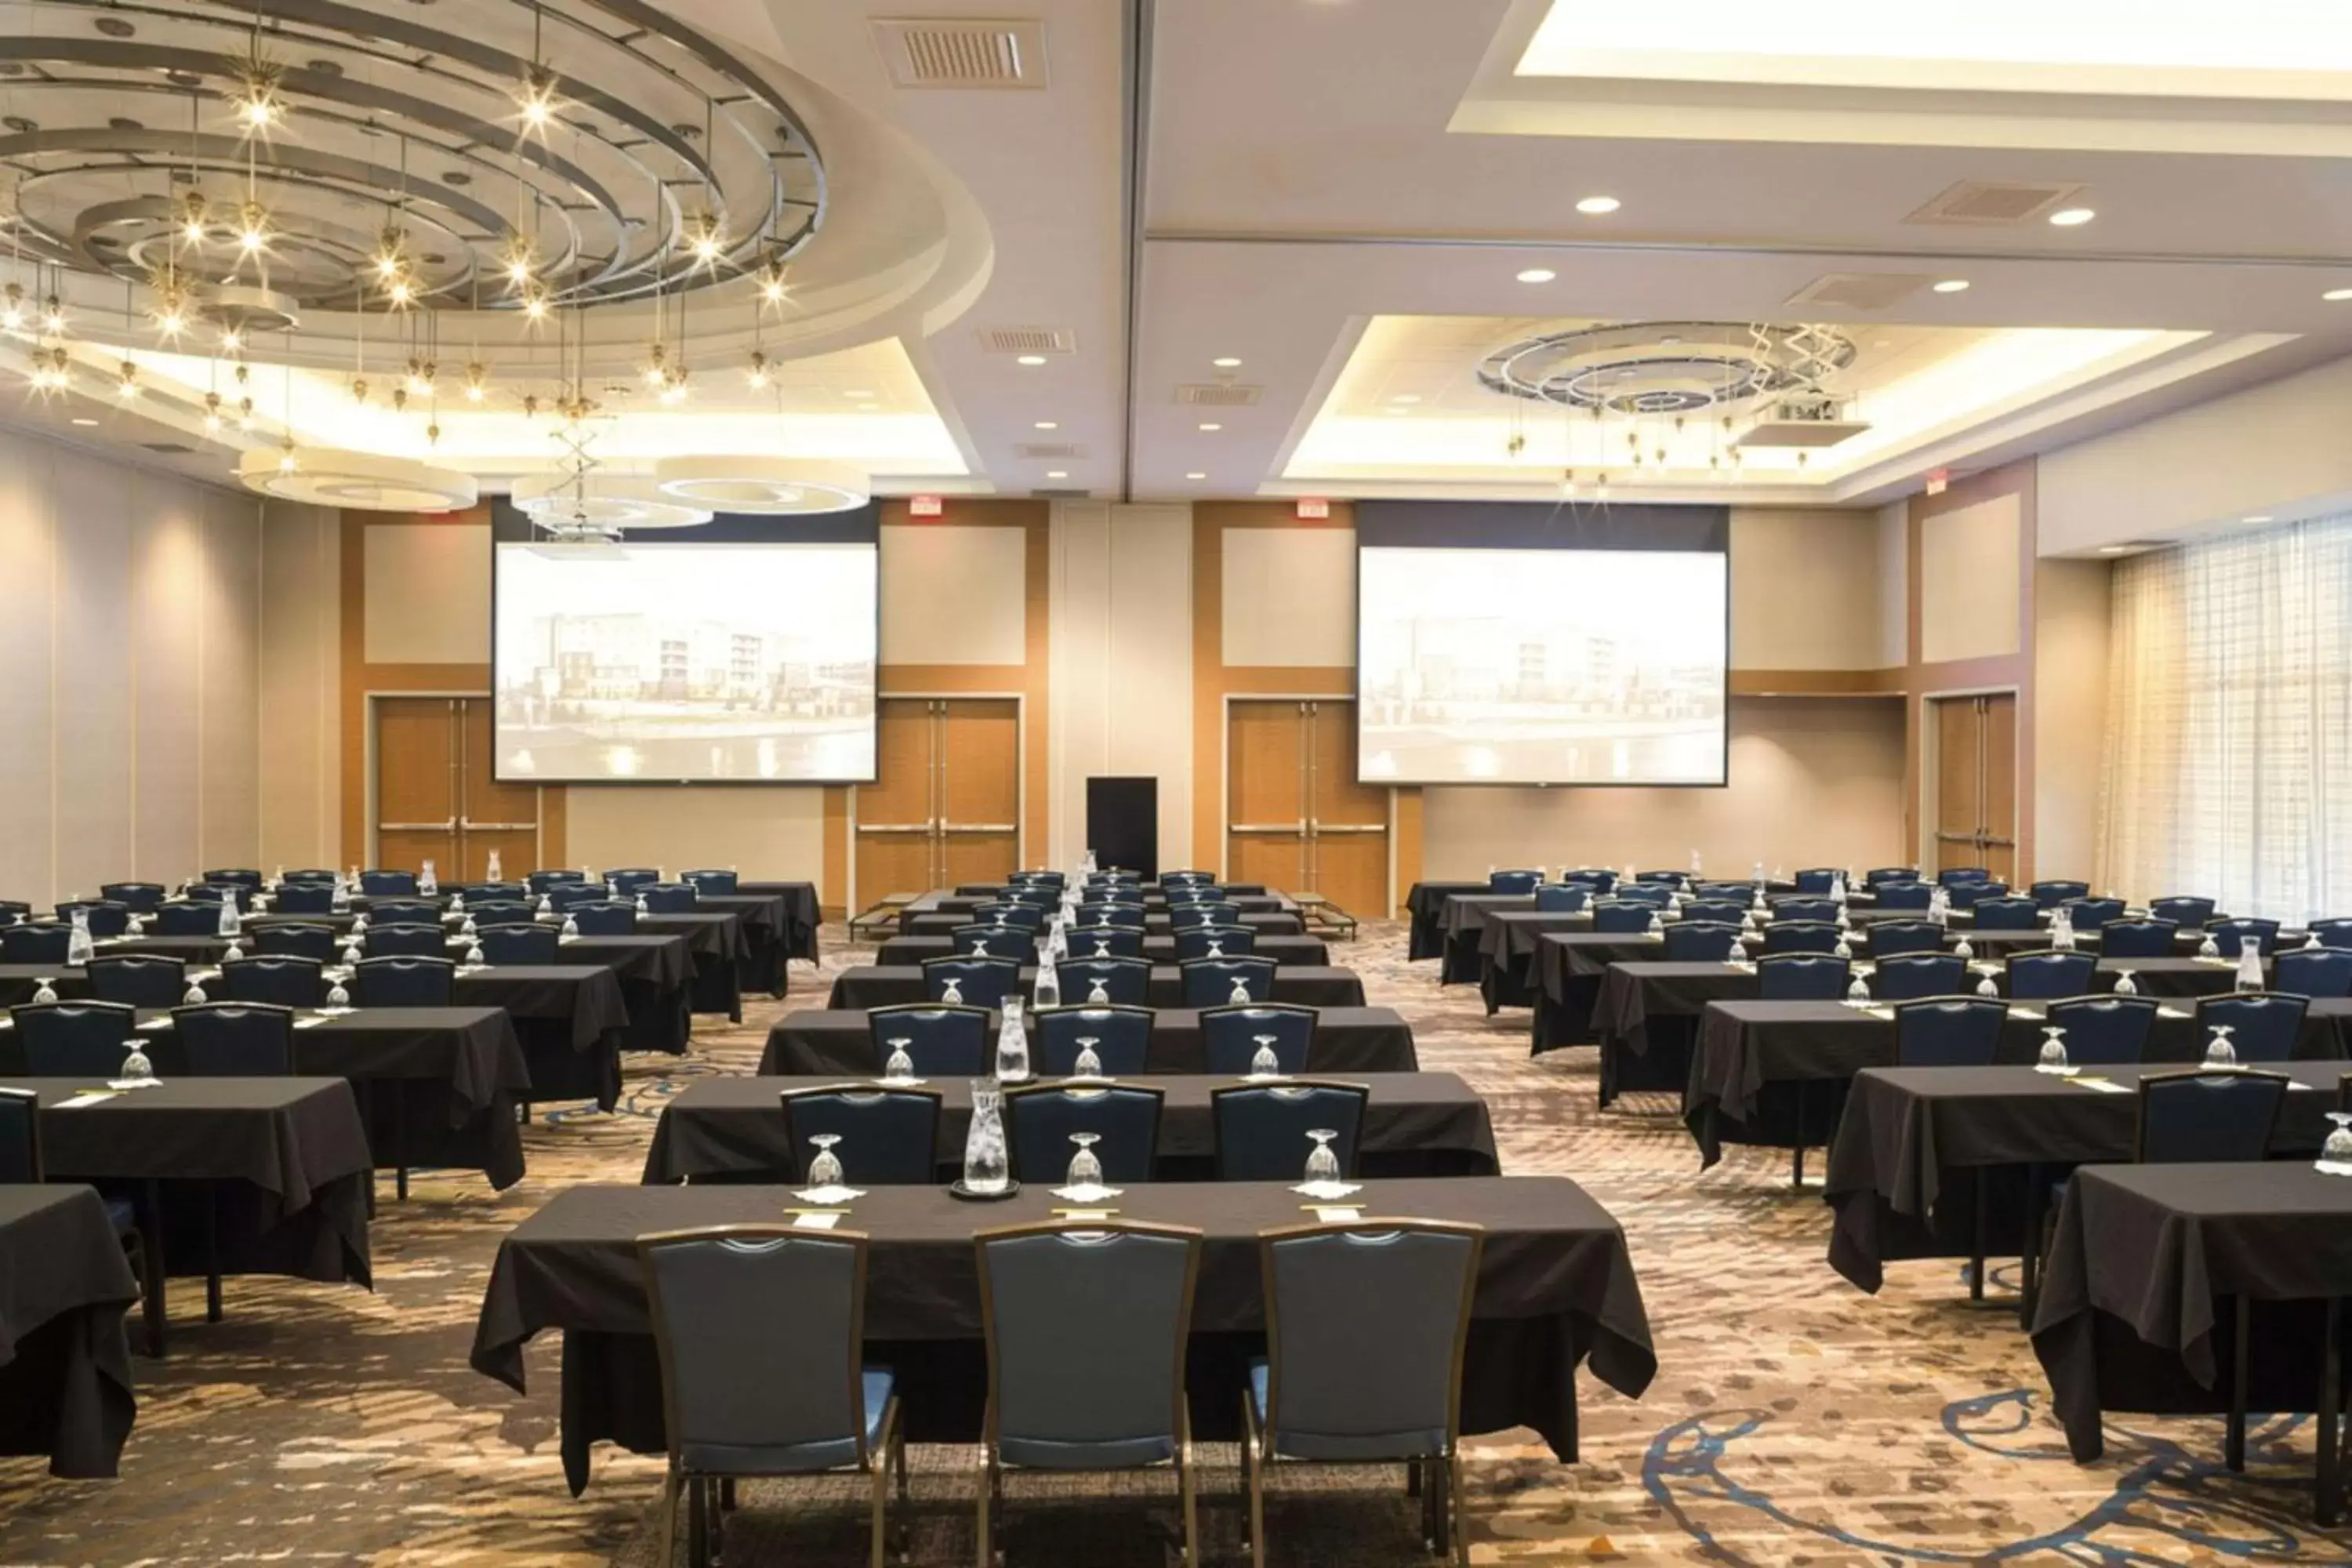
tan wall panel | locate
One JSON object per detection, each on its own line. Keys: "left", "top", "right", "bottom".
{"left": 201, "top": 488, "right": 262, "bottom": 870}
{"left": 1729, "top": 507, "right": 1887, "bottom": 670}
{"left": 0, "top": 430, "right": 56, "bottom": 900}
{"left": 563, "top": 783, "right": 826, "bottom": 882}
{"left": 1222, "top": 527, "right": 1356, "bottom": 667}
{"left": 2032, "top": 557, "right": 2112, "bottom": 882}
{"left": 132, "top": 474, "right": 205, "bottom": 881}
{"left": 1919, "top": 495, "right": 2024, "bottom": 665}
{"left": 880, "top": 524, "right": 1026, "bottom": 665}
{"left": 259, "top": 504, "right": 342, "bottom": 870}
{"left": 1875, "top": 502, "right": 1910, "bottom": 668}
{"left": 364, "top": 522, "right": 490, "bottom": 664}
{"left": 1420, "top": 696, "right": 1906, "bottom": 877}
{"left": 52, "top": 446, "right": 137, "bottom": 898}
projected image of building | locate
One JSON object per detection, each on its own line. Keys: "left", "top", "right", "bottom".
{"left": 515, "top": 612, "right": 873, "bottom": 719}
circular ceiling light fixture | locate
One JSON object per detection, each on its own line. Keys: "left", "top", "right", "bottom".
{"left": 2048, "top": 207, "right": 2096, "bottom": 227}
{"left": 1574, "top": 195, "right": 1621, "bottom": 215}
{"left": 511, "top": 472, "right": 713, "bottom": 530}
{"left": 2325, "top": 288, "right": 2352, "bottom": 302}
{"left": 238, "top": 448, "right": 478, "bottom": 511}
{"left": 652, "top": 456, "right": 869, "bottom": 514}
{"left": 1515, "top": 267, "right": 1556, "bottom": 283}
{"left": 1933, "top": 278, "right": 1971, "bottom": 293}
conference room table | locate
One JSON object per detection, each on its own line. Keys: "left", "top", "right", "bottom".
{"left": 2031, "top": 1162, "right": 2352, "bottom": 1523}
{"left": 872, "top": 932, "right": 1332, "bottom": 969}
{"left": 0, "top": 1004, "right": 530, "bottom": 1189}
{"left": 734, "top": 880, "right": 822, "bottom": 967}
{"left": 0, "top": 1078, "right": 373, "bottom": 1345}
{"left": 897, "top": 888, "right": 1296, "bottom": 934}
{"left": 899, "top": 909, "right": 1306, "bottom": 941}
{"left": 0, "top": 1185, "right": 139, "bottom": 1477}
{"left": 1827, "top": 1062, "right": 2347, "bottom": 1300}
{"left": 826, "top": 963, "right": 1368, "bottom": 1011}
{"left": 763, "top": 1006, "right": 1421, "bottom": 1077}
{"left": 1690, "top": 994, "right": 2352, "bottom": 1174}
{"left": 470, "top": 1175, "right": 1657, "bottom": 1494}
{"left": 642, "top": 1072, "right": 1498, "bottom": 1184}
{"left": 436, "top": 934, "right": 695, "bottom": 1053}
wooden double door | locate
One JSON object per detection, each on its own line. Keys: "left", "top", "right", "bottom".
{"left": 1227, "top": 698, "right": 1387, "bottom": 916}
{"left": 1930, "top": 692, "right": 2018, "bottom": 880}
{"left": 375, "top": 696, "right": 540, "bottom": 880}
{"left": 855, "top": 698, "right": 1020, "bottom": 897}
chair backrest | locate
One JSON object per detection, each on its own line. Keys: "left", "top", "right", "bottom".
{"left": 1532, "top": 885, "right": 1588, "bottom": 913}
{"left": 270, "top": 883, "right": 336, "bottom": 915}
{"left": 1937, "top": 867, "right": 1991, "bottom": 887}
{"left": 2096, "top": 919, "right": 2179, "bottom": 958}
{"left": 56, "top": 900, "right": 131, "bottom": 937}
{"left": 1002, "top": 885, "right": 1059, "bottom": 909}
{"left": 866, "top": 1004, "right": 991, "bottom": 1076}
{"left": 172, "top": 1002, "right": 296, "bottom": 1075}
{"left": 1056, "top": 954, "right": 1151, "bottom": 1007}
{"left": 185, "top": 883, "right": 256, "bottom": 909}
{"left": 1633, "top": 870, "right": 1686, "bottom": 887}
{"left": 351, "top": 955, "right": 456, "bottom": 1007}
{"left": 637, "top": 1226, "right": 874, "bottom": 1470}
{"left": 1033, "top": 1004, "right": 1154, "bottom": 1076}
{"left": 1068, "top": 925, "right": 1145, "bottom": 960}
{"left": 1945, "top": 880, "right": 2011, "bottom": 910}
{"left": 1893, "top": 996, "right": 2007, "bottom": 1066}
{"left": 218, "top": 955, "right": 325, "bottom": 1009}
{"left": 1792, "top": 869, "right": 1841, "bottom": 895}
{"left": 364, "top": 922, "right": 449, "bottom": 958}
{"left": 2209, "top": 918, "right": 2282, "bottom": 958}
{"left": 953, "top": 924, "right": 1019, "bottom": 959}
{"left": 1679, "top": 901, "right": 1747, "bottom": 927}
{"left": 641, "top": 882, "right": 700, "bottom": 913}
{"left": 99, "top": 881, "right": 168, "bottom": 914}
{"left": 1868, "top": 920, "right": 1946, "bottom": 957}
{"left": 2274, "top": 946, "right": 2352, "bottom": 1000}
{"left": 367, "top": 898, "right": 443, "bottom": 924}
{"left": 606, "top": 869, "right": 661, "bottom": 894}
{"left": 568, "top": 901, "right": 639, "bottom": 936}
{"left": 13, "top": 1001, "right": 139, "bottom": 1076}
{"left": 2063, "top": 897, "right": 2128, "bottom": 931}
{"left": 1259, "top": 1221, "right": 1482, "bottom": 1461}
{"left": 1864, "top": 867, "right": 1920, "bottom": 886}
{"left": 477, "top": 924, "right": 561, "bottom": 965}
{"left": 85, "top": 953, "right": 187, "bottom": 1008}
{"left": 545, "top": 883, "right": 604, "bottom": 913}
{"left": 1162, "top": 870, "right": 1214, "bottom": 886}
{"left": 977, "top": 1222, "right": 1200, "bottom": 1472}
{"left": 466, "top": 901, "right": 539, "bottom": 929}
{"left": 1180, "top": 955, "right": 1276, "bottom": 1007}
{"left": 204, "top": 868, "right": 264, "bottom": 890}
{"left": 1172, "top": 924, "right": 1255, "bottom": 960}
{"left": 2005, "top": 950, "right": 2097, "bottom": 1000}
{"left": 683, "top": 869, "right": 739, "bottom": 895}
{"left": 147, "top": 902, "right": 219, "bottom": 937}
{"left": 1486, "top": 870, "right": 1540, "bottom": 895}
{"left": 2148, "top": 896, "right": 2216, "bottom": 930}
{"left": 1167, "top": 902, "right": 1242, "bottom": 930}
{"left": 1163, "top": 884, "right": 1227, "bottom": 906}
{"left": 973, "top": 901, "right": 1047, "bottom": 933}
{"left": 2195, "top": 992, "right": 2308, "bottom": 1063}
{"left": 2307, "top": 918, "right": 2352, "bottom": 951}
{"left": 0, "top": 900, "right": 27, "bottom": 927}
{"left": 1199, "top": 1003, "right": 1316, "bottom": 1075}
{"left": 0, "top": 923, "right": 73, "bottom": 964}
{"left": 358, "top": 870, "right": 419, "bottom": 897}
{"left": 1661, "top": 921, "right": 1741, "bottom": 962}
{"left": 1591, "top": 901, "right": 1656, "bottom": 934}
{"left": 1757, "top": 953, "right": 1850, "bottom": 1000}
{"left": 1611, "top": 883, "right": 1675, "bottom": 908}
{"left": 2045, "top": 995, "right": 2158, "bottom": 1065}
{"left": 254, "top": 923, "right": 339, "bottom": 962}
{"left": 1561, "top": 869, "right": 1616, "bottom": 893}
{"left": 1760, "top": 920, "right": 1840, "bottom": 957}
{"left": 2137, "top": 1069, "right": 2290, "bottom": 1163}
{"left": 528, "top": 869, "right": 590, "bottom": 893}
{"left": 1211, "top": 1080, "right": 1370, "bottom": 1181}
{"left": 1874, "top": 953, "right": 1967, "bottom": 1002}
{"left": 1970, "top": 897, "right": 2041, "bottom": 931}
{"left": 1771, "top": 898, "right": 1838, "bottom": 924}
{"left": 1872, "top": 882, "right": 1933, "bottom": 910}
{"left": 1075, "top": 902, "right": 1145, "bottom": 930}
{"left": 0, "top": 1086, "right": 39, "bottom": 1182}
{"left": 779, "top": 1088, "right": 942, "bottom": 1184}
{"left": 1004, "top": 1083, "right": 1165, "bottom": 1184}
{"left": 2030, "top": 880, "right": 2090, "bottom": 909}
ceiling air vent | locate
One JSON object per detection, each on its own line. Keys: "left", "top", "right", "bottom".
{"left": 976, "top": 325, "right": 1075, "bottom": 356}
{"left": 1905, "top": 180, "right": 2086, "bottom": 227}
{"left": 1174, "top": 383, "right": 1262, "bottom": 407}
{"left": 1033, "top": 487, "right": 1091, "bottom": 498}
{"left": 874, "top": 20, "right": 1048, "bottom": 89}
{"left": 1014, "top": 442, "right": 1083, "bottom": 459}
{"left": 1785, "top": 273, "right": 1933, "bottom": 311}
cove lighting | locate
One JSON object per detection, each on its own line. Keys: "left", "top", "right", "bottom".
{"left": 1933, "top": 279, "right": 1971, "bottom": 293}
{"left": 1575, "top": 196, "right": 1621, "bottom": 214}
{"left": 1515, "top": 267, "right": 1556, "bottom": 283}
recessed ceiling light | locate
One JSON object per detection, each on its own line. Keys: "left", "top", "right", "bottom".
{"left": 1575, "top": 195, "right": 1621, "bottom": 215}
{"left": 1932, "top": 278, "right": 1970, "bottom": 293}
{"left": 2325, "top": 288, "right": 2352, "bottom": 302}
{"left": 1211, "top": 357, "right": 1242, "bottom": 368}
{"left": 2048, "top": 207, "right": 2096, "bottom": 227}
{"left": 1034, "top": 420, "right": 1058, "bottom": 430}
{"left": 1016, "top": 354, "right": 1047, "bottom": 366}
{"left": 1515, "top": 267, "right": 1556, "bottom": 284}
{"left": 70, "top": 416, "right": 97, "bottom": 426}
{"left": 1185, "top": 471, "right": 1207, "bottom": 480}
{"left": 1046, "top": 470, "right": 1067, "bottom": 479}
{"left": 1198, "top": 422, "right": 1222, "bottom": 431}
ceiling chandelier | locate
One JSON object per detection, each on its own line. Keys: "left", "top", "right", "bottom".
{"left": 0, "top": 0, "right": 831, "bottom": 519}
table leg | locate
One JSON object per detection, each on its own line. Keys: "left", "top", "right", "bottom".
{"left": 1790, "top": 1084, "right": 1807, "bottom": 1190}
{"left": 202, "top": 1182, "right": 223, "bottom": 1323}
{"left": 2228, "top": 1294, "right": 2249, "bottom": 1472}
{"left": 1969, "top": 1169, "right": 1987, "bottom": 1302}
{"left": 688, "top": 1474, "right": 709, "bottom": 1568}
{"left": 2320, "top": 1298, "right": 2342, "bottom": 1526}
{"left": 2018, "top": 1166, "right": 2043, "bottom": 1330}
{"left": 138, "top": 1178, "right": 169, "bottom": 1357}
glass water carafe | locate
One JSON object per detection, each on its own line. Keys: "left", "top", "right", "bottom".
{"left": 66, "top": 906, "right": 93, "bottom": 967}
{"left": 963, "top": 1081, "right": 1011, "bottom": 1193}
{"left": 996, "top": 996, "right": 1032, "bottom": 1082}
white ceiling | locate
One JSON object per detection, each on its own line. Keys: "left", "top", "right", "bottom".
{"left": 9, "top": 0, "right": 2352, "bottom": 508}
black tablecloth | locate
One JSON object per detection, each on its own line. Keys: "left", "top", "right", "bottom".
{"left": 1825, "top": 1063, "right": 2347, "bottom": 1294}
{"left": 828, "top": 964, "right": 1367, "bottom": 1011}
{"left": 1436, "top": 895, "right": 1533, "bottom": 985}
{"left": 1534, "top": 933, "right": 1670, "bottom": 1051}
{"left": 470, "top": 1176, "right": 1656, "bottom": 1492}
{"left": 0, "top": 1078, "right": 373, "bottom": 1290}
{"left": 450, "top": 935, "right": 692, "bottom": 1054}
{"left": 1478, "top": 911, "right": 1594, "bottom": 1011}
{"left": 1403, "top": 882, "right": 1485, "bottom": 962}
{"left": 903, "top": 910, "right": 1306, "bottom": 941}
{"left": 2031, "top": 1163, "right": 2352, "bottom": 1464}
{"left": 452, "top": 964, "right": 632, "bottom": 1109}
{"left": 643, "top": 1072, "right": 1497, "bottom": 1184}
{"left": 899, "top": 890, "right": 1294, "bottom": 934}
{"left": 763, "top": 1007, "right": 1419, "bottom": 1076}
{"left": 690, "top": 894, "right": 790, "bottom": 999}
{"left": 737, "top": 881, "right": 822, "bottom": 965}
{"left": 633, "top": 911, "right": 746, "bottom": 1021}
{"left": 0, "top": 1185, "right": 138, "bottom": 1477}
{"left": 875, "top": 933, "right": 1332, "bottom": 969}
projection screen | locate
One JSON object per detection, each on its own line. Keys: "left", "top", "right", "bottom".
{"left": 1356, "top": 503, "right": 1729, "bottom": 786}
{"left": 492, "top": 507, "right": 878, "bottom": 784}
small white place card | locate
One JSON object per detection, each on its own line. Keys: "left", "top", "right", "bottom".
{"left": 53, "top": 1091, "right": 118, "bottom": 1110}
{"left": 2070, "top": 1077, "right": 2132, "bottom": 1094}
{"left": 295, "top": 1016, "right": 328, "bottom": 1029}
{"left": 1309, "top": 1205, "right": 1363, "bottom": 1222}
{"left": 790, "top": 1210, "right": 845, "bottom": 1231}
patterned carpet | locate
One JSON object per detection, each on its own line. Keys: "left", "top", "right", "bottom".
{"left": 5, "top": 920, "right": 2351, "bottom": 1566}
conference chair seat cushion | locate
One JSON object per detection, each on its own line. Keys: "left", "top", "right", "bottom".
{"left": 677, "top": 1367, "right": 895, "bottom": 1475}
{"left": 997, "top": 1428, "right": 1178, "bottom": 1472}
{"left": 1248, "top": 1359, "right": 1446, "bottom": 1462}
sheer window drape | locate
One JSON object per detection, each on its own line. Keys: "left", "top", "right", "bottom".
{"left": 2096, "top": 512, "right": 2352, "bottom": 921}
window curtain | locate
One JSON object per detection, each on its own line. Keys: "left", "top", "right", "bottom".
{"left": 2096, "top": 511, "right": 2352, "bottom": 921}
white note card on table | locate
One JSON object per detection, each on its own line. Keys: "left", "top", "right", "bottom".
{"left": 54, "top": 1091, "right": 118, "bottom": 1110}
{"left": 791, "top": 1210, "right": 844, "bottom": 1231}
{"left": 2071, "top": 1078, "right": 2132, "bottom": 1094}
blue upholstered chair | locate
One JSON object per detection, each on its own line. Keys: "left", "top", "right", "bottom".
{"left": 2208, "top": 918, "right": 2282, "bottom": 958}
{"left": 2097, "top": 919, "right": 2179, "bottom": 958}
{"left": 546, "top": 883, "right": 604, "bottom": 913}
{"left": 1893, "top": 996, "right": 2006, "bottom": 1066}
{"left": 1173, "top": 924, "right": 1255, "bottom": 960}
{"left": 478, "top": 924, "right": 560, "bottom": 965}
{"left": 568, "top": 901, "right": 639, "bottom": 936}
{"left": 2149, "top": 896, "right": 2217, "bottom": 930}
{"left": 2005, "top": 950, "right": 2097, "bottom": 1000}
{"left": 974, "top": 901, "right": 1047, "bottom": 932}
{"left": 84, "top": 953, "right": 186, "bottom": 1008}
{"left": 681, "top": 869, "right": 739, "bottom": 895}
{"left": 217, "top": 955, "right": 325, "bottom": 1009}
{"left": 358, "top": 869, "right": 419, "bottom": 898}
{"left": 100, "top": 881, "right": 167, "bottom": 914}
{"left": 2063, "top": 897, "right": 2128, "bottom": 931}
{"left": 2195, "top": 993, "right": 2307, "bottom": 1063}
{"left": 2045, "top": 995, "right": 2157, "bottom": 1065}
{"left": 1532, "top": 885, "right": 1588, "bottom": 913}
{"left": 253, "top": 923, "right": 338, "bottom": 963}
{"left": 952, "top": 924, "right": 1022, "bottom": 960}
{"left": 2030, "top": 880, "right": 2089, "bottom": 909}
{"left": 350, "top": 955, "right": 456, "bottom": 1007}
{"left": 1068, "top": 925, "right": 1145, "bottom": 960}
{"left": 1937, "top": 867, "right": 1992, "bottom": 887}
{"left": 203, "top": 869, "right": 264, "bottom": 891}
{"left": 173, "top": 1002, "right": 296, "bottom": 1075}
{"left": 1167, "top": 902, "right": 1242, "bottom": 930}
{"left": 528, "top": 869, "right": 590, "bottom": 894}
{"left": 1611, "top": 884, "right": 1675, "bottom": 909}
{"left": 13, "top": 1001, "right": 139, "bottom": 1076}
{"left": 1872, "top": 881, "right": 1933, "bottom": 910}
{"left": 2137, "top": 1069, "right": 2288, "bottom": 1162}
{"left": 1679, "top": 901, "right": 1747, "bottom": 927}
{"left": 1591, "top": 901, "right": 1656, "bottom": 935}
{"left": 1200, "top": 1003, "right": 1316, "bottom": 1076}
{"left": 1868, "top": 920, "right": 1946, "bottom": 958}
{"left": 1004, "top": 1083, "right": 1164, "bottom": 1183}
{"left": 1662, "top": 922, "right": 1741, "bottom": 962}
{"left": 1181, "top": 956, "right": 1277, "bottom": 1007}
{"left": 866, "top": 1004, "right": 991, "bottom": 1077}
{"left": 1792, "top": 869, "right": 1842, "bottom": 895}
{"left": 1761, "top": 921, "right": 1840, "bottom": 956}
{"left": 1486, "top": 870, "right": 1541, "bottom": 895}
{"left": 1874, "top": 953, "right": 1967, "bottom": 1002}
{"left": 1058, "top": 955, "right": 1152, "bottom": 1007}
{"left": 0, "top": 923, "right": 74, "bottom": 964}
{"left": 465, "top": 901, "right": 539, "bottom": 929}
{"left": 1947, "top": 880, "right": 2010, "bottom": 911}
{"left": 1864, "top": 867, "right": 1920, "bottom": 886}
{"left": 1075, "top": 902, "right": 1146, "bottom": 931}
{"left": 1772, "top": 898, "right": 1839, "bottom": 925}
{"left": 1970, "top": 897, "right": 2040, "bottom": 931}
{"left": 270, "top": 883, "right": 336, "bottom": 915}
{"left": 56, "top": 899, "right": 131, "bottom": 937}
{"left": 605, "top": 869, "right": 662, "bottom": 895}
{"left": 368, "top": 898, "right": 443, "bottom": 924}
{"left": 641, "top": 883, "right": 700, "bottom": 913}
{"left": 779, "top": 1087, "right": 942, "bottom": 1185}
{"left": 2274, "top": 946, "right": 2352, "bottom": 1000}
{"left": 1758, "top": 953, "right": 1849, "bottom": 1000}
{"left": 364, "top": 923, "right": 449, "bottom": 958}
{"left": 1212, "top": 1080, "right": 1369, "bottom": 1181}
{"left": 1033, "top": 1004, "right": 1154, "bottom": 1076}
